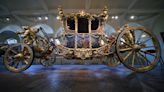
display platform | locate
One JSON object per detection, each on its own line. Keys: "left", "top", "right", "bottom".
{"left": 0, "top": 61, "right": 164, "bottom": 92}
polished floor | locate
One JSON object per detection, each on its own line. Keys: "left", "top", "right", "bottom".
{"left": 0, "top": 62, "right": 164, "bottom": 92}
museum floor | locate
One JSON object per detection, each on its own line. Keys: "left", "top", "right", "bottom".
{"left": 0, "top": 62, "right": 164, "bottom": 92}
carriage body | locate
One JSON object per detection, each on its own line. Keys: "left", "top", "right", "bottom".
{"left": 56, "top": 7, "right": 115, "bottom": 59}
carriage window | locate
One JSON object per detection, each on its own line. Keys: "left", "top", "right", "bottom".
{"left": 78, "top": 18, "right": 89, "bottom": 33}
{"left": 91, "top": 18, "right": 99, "bottom": 30}
{"left": 67, "top": 18, "right": 75, "bottom": 30}
{"left": 77, "top": 34, "right": 89, "bottom": 48}
{"left": 65, "top": 35, "right": 75, "bottom": 48}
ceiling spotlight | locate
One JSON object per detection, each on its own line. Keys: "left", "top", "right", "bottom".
{"left": 130, "top": 15, "right": 135, "bottom": 19}
{"left": 45, "top": 16, "right": 48, "bottom": 20}
{"left": 115, "top": 16, "right": 118, "bottom": 19}
{"left": 38, "top": 17, "right": 42, "bottom": 20}
{"left": 56, "top": 16, "right": 60, "bottom": 20}
{"left": 6, "top": 18, "right": 10, "bottom": 21}
{"left": 112, "top": 16, "right": 115, "bottom": 19}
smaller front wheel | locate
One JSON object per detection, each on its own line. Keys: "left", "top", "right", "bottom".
{"left": 4, "top": 43, "right": 33, "bottom": 73}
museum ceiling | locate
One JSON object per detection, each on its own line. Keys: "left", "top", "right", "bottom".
{"left": 0, "top": 0, "right": 164, "bottom": 16}
{"left": 0, "top": 0, "right": 164, "bottom": 29}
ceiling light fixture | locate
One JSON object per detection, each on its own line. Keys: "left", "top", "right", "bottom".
{"left": 6, "top": 18, "right": 10, "bottom": 21}
{"left": 56, "top": 16, "right": 60, "bottom": 20}
{"left": 115, "top": 16, "right": 118, "bottom": 19}
{"left": 38, "top": 17, "right": 42, "bottom": 20}
{"left": 112, "top": 16, "right": 115, "bottom": 19}
{"left": 130, "top": 15, "right": 135, "bottom": 20}
{"left": 45, "top": 16, "right": 48, "bottom": 20}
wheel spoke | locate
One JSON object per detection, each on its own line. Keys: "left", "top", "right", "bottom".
{"left": 131, "top": 52, "right": 135, "bottom": 67}
{"left": 142, "top": 46, "right": 155, "bottom": 49}
{"left": 8, "top": 56, "right": 15, "bottom": 60}
{"left": 8, "top": 60, "right": 15, "bottom": 65}
{"left": 21, "top": 45, "right": 25, "bottom": 52}
{"left": 138, "top": 52, "right": 152, "bottom": 65}
{"left": 16, "top": 45, "right": 22, "bottom": 52}
{"left": 136, "top": 52, "right": 145, "bottom": 67}
{"left": 124, "top": 50, "right": 133, "bottom": 61}
{"left": 25, "top": 56, "right": 31, "bottom": 59}
{"left": 10, "top": 50, "right": 18, "bottom": 54}
{"left": 130, "top": 30, "right": 136, "bottom": 44}
{"left": 139, "top": 37, "right": 152, "bottom": 44}
{"left": 113, "top": 55, "right": 117, "bottom": 62}
{"left": 23, "top": 49, "right": 29, "bottom": 55}
{"left": 136, "top": 31, "right": 144, "bottom": 43}
{"left": 120, "top": 40, "right": 132, "bottom": 48}
{"left": 140, "top": 50, "right": 156, "bottom": 57}
{"left": 23, "top": 60, "right": 28, "bottom": 65}
{"left": 112, "top": 56, "right": 115, "bottom": 63}
{"left": 119, "top": 47, "right": 133, "bottom": 52}
{"left": 14, "top": 61, "right": 19, "bottom": 68}
{"left": 122, "top": 32, "right": 134, "bottom": 44}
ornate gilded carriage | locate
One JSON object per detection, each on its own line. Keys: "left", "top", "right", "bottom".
{"left": 3, "top": 7, "right": 161, "bottom": 73}
{"left": 56, "top": 7, "right": 112, "bottom": 59}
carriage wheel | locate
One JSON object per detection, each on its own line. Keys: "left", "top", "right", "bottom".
{"left": 4, "top": 43, "right": 33, "bottom": 72}
{"left": 104, "top": 42, "right": 120, "bottom": 67}
{"left": 40, "top": 49, "right": 56, "bottom": 67}
{"left": 104, "top": 53, "right": 120, "bottom": 67}
{"left": 116, "top": 27, "right": 160, "bottom": 72}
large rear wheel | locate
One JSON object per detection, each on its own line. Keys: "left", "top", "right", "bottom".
{"left": 116, "top": 27, "right": 160, "bottom": 72}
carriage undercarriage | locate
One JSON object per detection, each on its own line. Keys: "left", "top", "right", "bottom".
{"left": 3, "top": 7, "right": 161, "bottom": 73}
